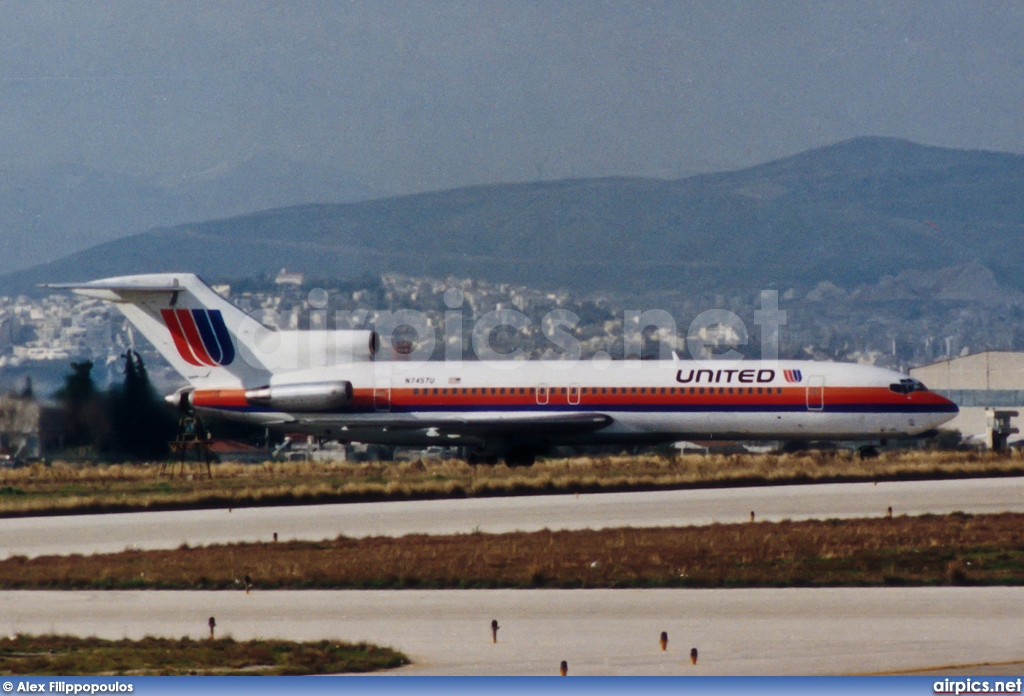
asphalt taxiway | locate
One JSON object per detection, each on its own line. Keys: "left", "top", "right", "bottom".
{"left": 1, "top": 587, "right": 1022, "bottom": 675}
{"left": 3, "top": 475, "right": 1024, "bottom": 558}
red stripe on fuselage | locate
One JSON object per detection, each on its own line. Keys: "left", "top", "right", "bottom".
{"left": 160, "top": 309, "right": 204, "bottom": 367}
{"left": 189, "top": 385, "right": 954, "bottom": 415}
{"left": 196, "top": 386, "right": 948, "bottom": 411}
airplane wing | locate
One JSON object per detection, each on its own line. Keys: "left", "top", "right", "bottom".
{"left": 288, "top": 411, "right": 613, "bottom": 439}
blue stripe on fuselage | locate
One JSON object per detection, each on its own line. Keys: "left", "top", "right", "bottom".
{"left": 203, "top": 402, "right": 958, "bottom": 415}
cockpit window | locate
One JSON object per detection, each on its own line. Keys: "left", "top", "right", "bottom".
{"left": 889, "top": 378, "right": 928, "bottom": 394}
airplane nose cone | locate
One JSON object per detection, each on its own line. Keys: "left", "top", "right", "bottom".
{"left": 922, "top": 391, "right": 959, "bottom": 428}
{"left": 915, "top": 389, "right": 958, "bottom": 412}
{"left": 935, "top": 392, "right": 959, "bottom": 414}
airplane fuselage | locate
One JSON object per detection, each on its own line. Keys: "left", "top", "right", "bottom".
{"left": 189, "top": 359, "right": 958, "bottom": 447}
{"left": 50, "top": 274, "right": 959, "bottom": 464}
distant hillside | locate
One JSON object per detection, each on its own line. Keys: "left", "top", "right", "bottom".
{"left": 6, "top": 137, "right": 1024, "bottom": 295}
{"left": 0, "top": 154, "right": 378, "bottom": 275}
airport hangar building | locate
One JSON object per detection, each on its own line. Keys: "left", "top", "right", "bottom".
{"left": 910, "top": 351, "right": 1024, "bottom": 447}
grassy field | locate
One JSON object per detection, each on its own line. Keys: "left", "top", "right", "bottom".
{"left": 3, "top": 512, "right": 1023, "bottom": 589}
{"left": 0, "top": 450, "right": 1022, "bottom": 517}
{"left": 0, "top": 634, "right": 409, "bottom": 675}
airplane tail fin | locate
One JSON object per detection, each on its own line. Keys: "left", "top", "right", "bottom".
{"left": 46, "top": 273, "right": 270, "bottom": 388}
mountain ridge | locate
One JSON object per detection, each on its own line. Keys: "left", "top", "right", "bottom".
{"left": 5, "top": 136, "right": 1024, "bottom": 296}
{"left": 0, "top": 154, "right": 379, "bottom": 275}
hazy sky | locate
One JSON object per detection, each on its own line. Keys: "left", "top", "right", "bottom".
{"left": 1, "top": 1, "right": 1022, "bottom": 195}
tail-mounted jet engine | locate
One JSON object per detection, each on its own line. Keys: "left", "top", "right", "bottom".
{"left": 244, "top": 381, "right": 354, "bottom": 412}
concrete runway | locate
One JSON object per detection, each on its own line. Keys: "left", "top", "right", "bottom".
{"left": 3, "top": 476, "right": 1024, "bottom": 558}
{"left": 2, "top": 588, "right": 1022, "bottom": 675}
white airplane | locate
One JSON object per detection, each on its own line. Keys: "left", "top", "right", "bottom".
{"left": 51, "top": 273, "right": 958, "bottom": 466}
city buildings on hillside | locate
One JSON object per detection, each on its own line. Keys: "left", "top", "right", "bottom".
{"left": 0, "top": 271, "right": 1021, "bottom": 397}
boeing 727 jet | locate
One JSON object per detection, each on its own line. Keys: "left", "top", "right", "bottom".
{"left": 51, "top": 274, "right": 958, "bottom": 466}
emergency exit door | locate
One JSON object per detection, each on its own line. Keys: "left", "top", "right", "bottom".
{"left": 806, "top": 375, "right": 824, "bottom": 411}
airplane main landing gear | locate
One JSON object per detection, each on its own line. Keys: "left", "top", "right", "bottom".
{"left": 504, "top": 446, "right": 537, "bottom": 468}
{"left": 466, "top": 444, "right": 540, "bottom": 467}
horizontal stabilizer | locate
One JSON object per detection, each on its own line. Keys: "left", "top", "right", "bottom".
{"left": 43, "top": 281, "right": 182, "bottom": 292}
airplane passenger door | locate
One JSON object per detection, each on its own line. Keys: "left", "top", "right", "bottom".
{"left": 536, "top": 384, "right": 549, "bottom": 405}
{"left": 568, "top": 384, "right": 581, "bottom": 405}
{"left": 806, "top": 375, "right": 824, "bottom": 411}
{"left": 374, "top": 378, "right": 391, "bottom": 412}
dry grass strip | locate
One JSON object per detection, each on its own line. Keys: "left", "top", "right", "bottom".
{"left": 1, "top": 450, "right": 1022, "bottom": 517}
{"left": 3, "top": 512, "right": 1023, "bottom": 589}
{"left": 0, "top": 634, "right": 408, "bottom": 675}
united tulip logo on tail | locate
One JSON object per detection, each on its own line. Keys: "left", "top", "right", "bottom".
{"left": 784, "top": 369, "right": 803, "bottom": 383}
{"left": 160, "top": 309, "right": 235, "bottom": 366}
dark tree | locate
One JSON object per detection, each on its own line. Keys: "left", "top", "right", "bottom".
{"left": 107, "top": 351, "right": 177, "bottom": 460}
{"left": 52, "top": 361, "right": 108, "bottom": 451}
{"left": 55, "top": 361, "right": 97, "bottom": 402}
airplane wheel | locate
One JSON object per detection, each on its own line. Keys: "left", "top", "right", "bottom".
{"left": 505, "top": 447, "right": 536, "bottom": 467}
{"left": 858, "top": 445, "right": 879, "bottom": 459}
